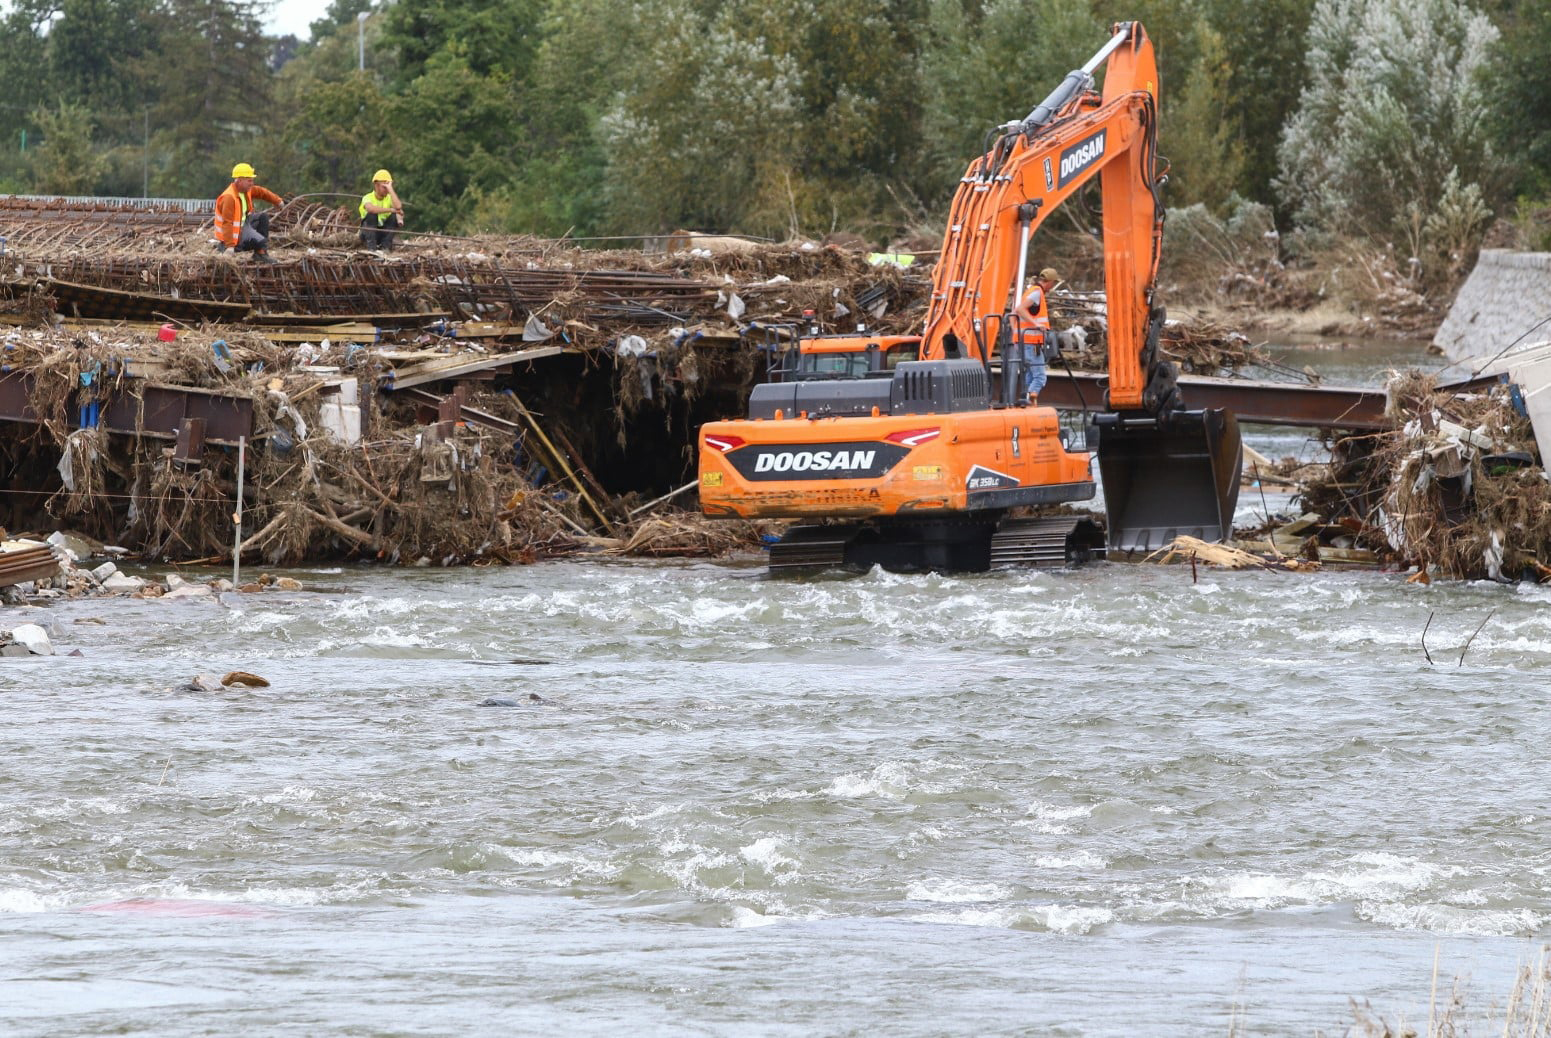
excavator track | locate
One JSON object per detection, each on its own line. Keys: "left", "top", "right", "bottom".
{"left": 988, "top": 515, "right": 1106, "bottom": 569}
{"left": 767, "top": 525, "right": 854, "bottom": 571}
{"left": 768, "top": 516, "right": 1105, "bottom": 573}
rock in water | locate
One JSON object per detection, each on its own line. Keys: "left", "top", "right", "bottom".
{"left": 479, "top": 696, "right": 521, "bottom": 707}
{"left": 5, "top": 624, "right": 54, "bottom": 655}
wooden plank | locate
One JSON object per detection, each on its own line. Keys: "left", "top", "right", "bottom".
{"left": 253, "top": 311, "right": 448, "bottom": 326}
{"left": 385, "top": 346, "right": 563, "bottom": 390}
{"left": 259, "top": 325, "right": 379, "bottom": 344}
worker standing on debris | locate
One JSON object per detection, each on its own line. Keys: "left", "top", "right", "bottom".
{"left": 359, "top": 169, "right": 404, "bottom": 252}
{"left": 1014, "top": 266, "right": 1059, "bottom": 403}
{"left": 213, "top": 162, "right": 282, "bottom": 264}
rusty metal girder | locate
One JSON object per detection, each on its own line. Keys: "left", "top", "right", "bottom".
{"left": 102, "top": 383, "right": 253, "bottom": 443}
{"left": 0, "top": 371, "right": 253, "bottom": 443}
{"left": 1039, "top": 370, "right": 1393, "bottom": 430}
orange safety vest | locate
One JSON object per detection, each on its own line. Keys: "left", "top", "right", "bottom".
{"left": 1016, "top": 285, "right": 1051, "bottom": 344}
{"left": 213, "top": 183, "right": 282, "bottom": 246}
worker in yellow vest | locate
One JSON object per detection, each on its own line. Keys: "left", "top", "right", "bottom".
{"left": 359, "top": 169, "right": 404, "bottom": 252}
{"left": 213, "top": 162, "right": 282, "bottom": 263}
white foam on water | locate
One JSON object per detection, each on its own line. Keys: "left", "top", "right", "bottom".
{"left": 0, "top": 875, "right": 381, "bottom": 914}
{"left": 825, "top": 760, "right": 964, "bottom": 801}
{"left": 911, "top": 906, "right": 1022, "bottom": 929}
{"left": 27, "top": 796, "right": 131, "bottom": 820}
{"left": 329, "top": 596, "right": 428, "bottom": 620}
{"left": 1017, "top": 800, "right": 1092, "bottom": 835}
{"left": 727, "top": 904, "right": 787, "bottom": 928}
{"left": 617, "top": 802, "right": 688, "bottom": 827}
{"left": 1033, "top": 850, "right": 1108, "bottom": 870}
{"left": 253, "top": 785, "right": 319, "bottom": 806}
{"left": 1187, "top": 852, "right": 1454, "bottom": 913}
{"left": 656, "top": 843, "right": 736, "bottom": 891}
{"left": 0, "top": 887, "right": 61, "bottom": 913}
{"left": 489, "top": 846, "right": 577, "bottom": 869}
{"left": 739, "top": 837, "right": 799, "bottom": 877}
{"left": 1035, "top": 903, "right": 1114, "bottom": 934}
{"left": 1359, "top": 901, "right": 1543, "bottom": 937}
{"left": 910, "top": 903, "right": 1112, "bottom": 934}
{"left": 904, "top": 879, "right": 1012, "bottom": 903}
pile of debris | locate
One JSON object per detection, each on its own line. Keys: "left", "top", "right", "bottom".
{"left": 0, "top": 196, "right": 1302, "bottom": 574}
{"left": 1214, "top": 371, "right": 1544, "bottom": 581}
{"left": 0, "top": 529, "right": 307, "bottom": 608}
{"left": 1050, "top": 292, "right": 1268, "bottom": 375}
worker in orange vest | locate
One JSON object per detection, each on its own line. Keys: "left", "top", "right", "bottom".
{"left": 1014, "top": 266, "right": 1060, "bottom": 404}
{"left": 213, "top": 162, "right": 283, "bottom": 263}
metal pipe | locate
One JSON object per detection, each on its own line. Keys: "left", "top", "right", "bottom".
{"left": 232, "top": 435, "right": 245, "bottom": 585}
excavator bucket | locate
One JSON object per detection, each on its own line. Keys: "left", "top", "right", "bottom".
{"left": 1092, "top": 408, "right": 1242, "bottom": 554}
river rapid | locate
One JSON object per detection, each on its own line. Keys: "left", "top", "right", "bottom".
{"left": 4, "top": 342, "right": 1549, "bottom": 1037}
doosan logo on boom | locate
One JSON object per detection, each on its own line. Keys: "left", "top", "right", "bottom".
{"left": 1058, "top": 131, "right": 1106, "bottom": 185}
{"left": 754, "top": 449, "right": 876, "bottom": 473}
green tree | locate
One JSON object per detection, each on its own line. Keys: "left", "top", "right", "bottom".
{"left": 381, "top": 0, "right": 545, "bottom": 84}
{"left": 1202, "top": 0, "right": 1314, "bottom": 205}
{"left": 382, "top": 46, "right": 520, "bottom": 230}
{"left": 919, "top": 0, "right": 1102, "bottom": 199}
{"left": 275, "top": 72, "right": 390, "bottom": 195}
{"left": 1278, "top": 0, "right": 1503, "bottom": 244}
{"left": 597, "top": 0, "right": 806, "bottom": 234}
{"left": 309, "top": 0, "right": 374, "bottom": 45}
{"left": 1161, "top": 21, "right": 1244, "bottom": 211}
{"left": 28, "top": 102, "right": 108, "bottom": 193}
{"left": 467, "top": 0, "right": 626, "bottom": 235}
{"left": 1483, "top": 0, "right": 1551, "bottom": 193}
{"left": 138, "top": 0, "right": 273, "bottom": 196}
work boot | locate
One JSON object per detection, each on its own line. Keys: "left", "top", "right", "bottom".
{"left": 253, "top": 251, "right": 275, "bottom": 265}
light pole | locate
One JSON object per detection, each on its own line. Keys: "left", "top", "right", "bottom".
{"left": 357, "top": 10, "right": 369, "bottom": 72}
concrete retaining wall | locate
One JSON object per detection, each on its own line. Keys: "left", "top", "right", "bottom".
{"left": 1434, "top": 249, "right": 1551, "bottom": 364}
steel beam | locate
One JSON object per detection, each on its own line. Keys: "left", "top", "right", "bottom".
{"left": 1038, "top": 370, "right": 1392, "bottom": 430}
{"left": 0, "top": 371, "right": 252, "bottom": 444}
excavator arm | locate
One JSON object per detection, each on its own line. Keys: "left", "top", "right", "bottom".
{"left": 923, "top": 21, "right": 1164, "bottom": 411}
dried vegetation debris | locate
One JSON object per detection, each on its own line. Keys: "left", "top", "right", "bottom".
{"left": 1288, "top": 370, "right": 1549, "bottom": 581}
{"left": 0, "top": 219, "right": 943, "bottom": 568}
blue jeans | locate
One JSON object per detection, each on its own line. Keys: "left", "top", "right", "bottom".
{"left": 1020, "top": 342, "right": 1047, "bottom": 395}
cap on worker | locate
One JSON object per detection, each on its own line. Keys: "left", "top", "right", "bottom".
{"left": 372, "top": 169, "right": 392, "bottom": 184}
{"left": 231, "top": 162, "right": 256, "bottom": 179}
{"left": 1038, "top": 266, "right": 1060, "bottom": 282}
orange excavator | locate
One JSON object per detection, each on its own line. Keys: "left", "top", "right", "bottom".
{"left": 698, "top": 21, "right": 1241, "bottom": 572}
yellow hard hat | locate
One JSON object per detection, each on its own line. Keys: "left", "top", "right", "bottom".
{"left": 372, "top": 169, "right": 392, "bottom": 183}
{"left": 231, "top": 162, "right": 256, "bottom": 178}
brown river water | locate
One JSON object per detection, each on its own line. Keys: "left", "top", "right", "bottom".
{"left": 2, "top": 340, "right": 1547, "bottom": 1036}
